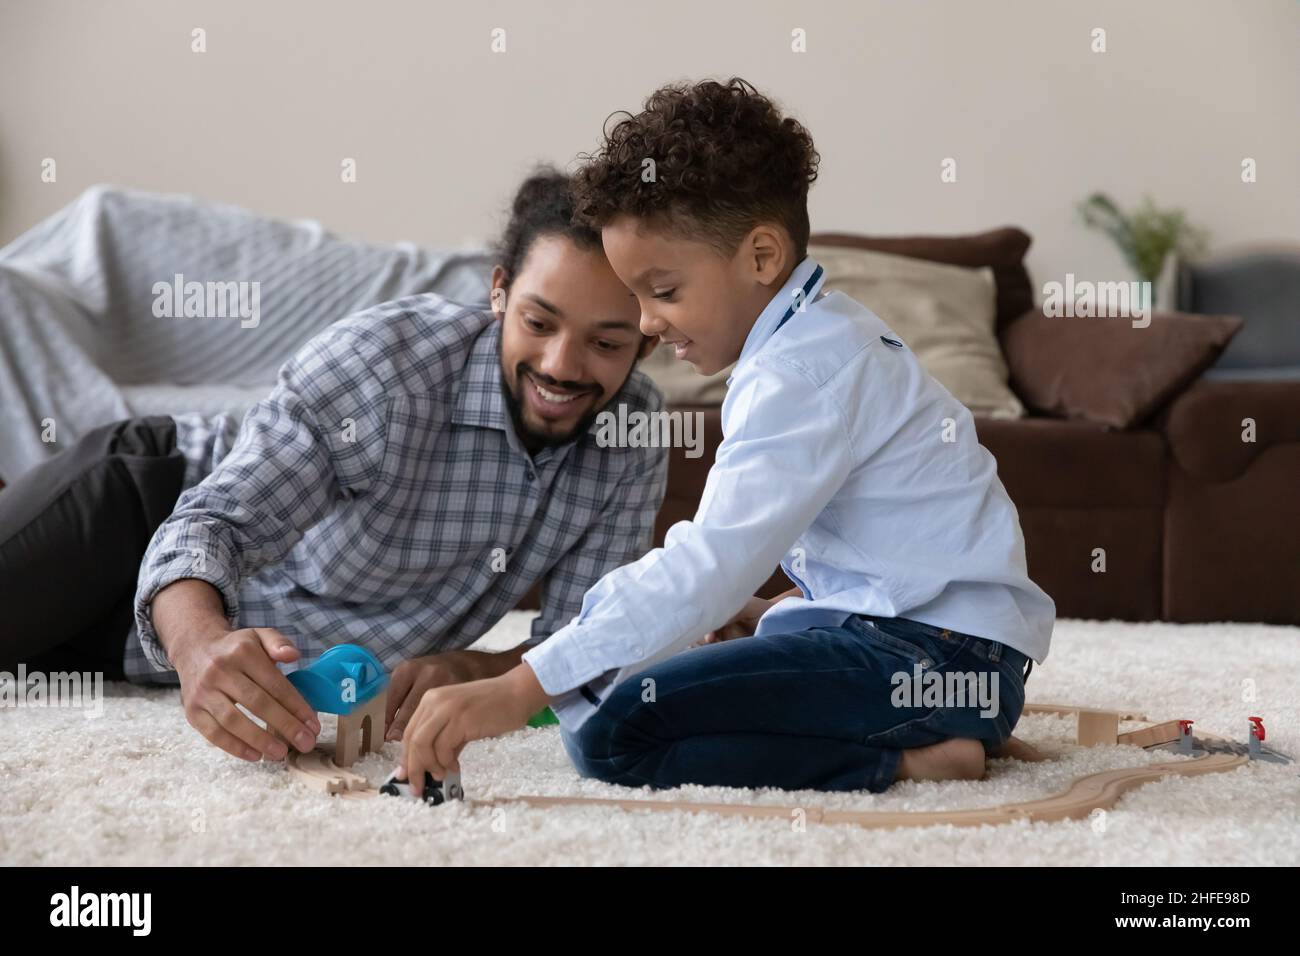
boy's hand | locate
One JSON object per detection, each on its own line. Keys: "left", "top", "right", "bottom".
{"left": 385, "top": 648, "right": 526, "bottom": 741}
{"left": 701, "top": 586, "right": 807, "bottom": 644}
{"left": 702, "top": 595, "right": 774, "bottom": 644}
{"left": 400, "top": 662, "right": 551, "bottom": 797}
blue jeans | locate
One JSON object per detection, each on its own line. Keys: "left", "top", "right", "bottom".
{"left": 560, "top": 615, "right": 1030, "bottom": 793}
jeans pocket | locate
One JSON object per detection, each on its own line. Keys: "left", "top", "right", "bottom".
{"left": 856, "top": 616, "right": 944, "bottom": 668}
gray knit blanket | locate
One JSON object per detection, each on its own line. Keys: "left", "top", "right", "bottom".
{"left": 0, "top": 185, "right": 492, "bottom": 479}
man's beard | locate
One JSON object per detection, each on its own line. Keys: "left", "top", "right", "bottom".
{"left": 502, "top": 364, "right": 605, "bottom": 451}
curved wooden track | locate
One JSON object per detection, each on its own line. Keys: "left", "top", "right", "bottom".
{"left": 285, "top": 704, "right": 1254, "bottom": 827}
{"left": 494, "top": 751, "right": 1246, "bottom": 828}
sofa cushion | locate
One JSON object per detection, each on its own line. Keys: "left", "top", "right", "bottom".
{"left": 1001, "top": 308, "right": 1243, "bottom": 429}
{"left": 975, "top": 416, "right": 1167, "bottom": 621}
{"left": 1164, "top": 444, "right": 1300, "bottom": 624}
{"left": 1155, "top": 378, "right": 1300, "bottom": 482}
{"left": 1204, "top": 365, "right": 1300, "bottom": 382}
{"left": 1176, "top": 246, "right": 1300, "bottom": 372}
{"left": 974, "top": 416, "right": 1166, "bottom": 509}
{"left": 809, "top": 226, "right": 1034, "bottom": 335}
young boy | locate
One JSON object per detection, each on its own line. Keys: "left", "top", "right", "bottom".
{"left": 400, "top": 77, "right": 1055, "bottom": 795}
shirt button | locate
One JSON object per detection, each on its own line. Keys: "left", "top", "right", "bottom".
{"left": 526, "top": 469, "right": 536, "bottom": 481}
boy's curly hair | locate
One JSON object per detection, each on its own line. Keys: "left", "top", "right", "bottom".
{"left": 572, "top": 77, "right": 820, "bottom": 260}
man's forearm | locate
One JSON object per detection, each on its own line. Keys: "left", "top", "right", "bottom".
{"left": 467, "top": 644, "right": 530, "bottom": 680}
{"left": 151, "top": 578, "right": 232, "bottom": 665}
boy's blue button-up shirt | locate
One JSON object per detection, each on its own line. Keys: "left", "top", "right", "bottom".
{"left": 523, "top": 257, "right": 1056, "bottom": 730}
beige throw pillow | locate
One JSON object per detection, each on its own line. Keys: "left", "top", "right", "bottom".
{"left": 808, "top": 244, "right": 1023, "bottom": 419}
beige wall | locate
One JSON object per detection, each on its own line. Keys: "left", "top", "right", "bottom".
{"left": 1, "top": 0, "right": 1296, "bottom": 296}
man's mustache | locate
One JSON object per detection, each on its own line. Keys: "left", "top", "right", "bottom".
{"left": 517, "top": 364, "right": 602, "bottom": 399}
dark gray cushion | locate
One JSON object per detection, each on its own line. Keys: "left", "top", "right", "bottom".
{"left": 1177, "top": 248, "right": 1300, "bottom": 371}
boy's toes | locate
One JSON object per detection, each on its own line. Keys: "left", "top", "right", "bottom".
{"left": 992, "top": 735, "right": 1048, "bottom": 762}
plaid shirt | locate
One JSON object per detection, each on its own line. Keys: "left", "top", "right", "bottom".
{"left": 127, "top": 295, "right": 667, "bottom": 683}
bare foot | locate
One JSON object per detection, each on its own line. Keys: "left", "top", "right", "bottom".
{"left": 897, "top": 737, "right": 986, "bottom": 782}
{"left": 990, "top": 735, "right": 1048, "bottom": 762}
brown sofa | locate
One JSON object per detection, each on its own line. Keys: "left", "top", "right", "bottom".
{"left": 648, "top": 230, "right": 1300, "bottom": 626}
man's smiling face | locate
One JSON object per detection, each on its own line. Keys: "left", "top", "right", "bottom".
{"left": 493, "top": 234, "right": 648, "bottom": 453}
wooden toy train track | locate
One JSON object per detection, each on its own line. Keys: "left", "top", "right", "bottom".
{"left": 286, "top": 702, "right": 1256, "bottom": 828}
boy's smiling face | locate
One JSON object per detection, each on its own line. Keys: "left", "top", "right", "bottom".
{"left": 601, "top": 215, "right": 794, "bottom": 376}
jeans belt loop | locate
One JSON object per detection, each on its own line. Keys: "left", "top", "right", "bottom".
{"left": 987, "top": 640, "right": 1002, "bottom": 662}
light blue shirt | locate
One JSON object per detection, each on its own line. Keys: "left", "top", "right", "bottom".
{"left": 523, "top": 257, "right": 1056, "bottom": 730}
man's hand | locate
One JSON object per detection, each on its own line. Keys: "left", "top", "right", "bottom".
{"left": 152, "top": 578, "right": 320, "bottom": 762}
{"left": 170, "top": 625, "right": 320, "bottom": 762}
{"left": 400, "top": 662, "right": 550, "bottom": 797}
{"left": 385, "top": 648, "right": 528, "bottom": 742}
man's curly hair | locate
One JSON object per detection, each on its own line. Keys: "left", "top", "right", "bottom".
{"left": 572, "top": 77, "right": 820, "bottom": 260}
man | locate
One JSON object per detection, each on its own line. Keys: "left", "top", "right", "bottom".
{"left": 0, "top": 170, "right": 668, "bottom": 764}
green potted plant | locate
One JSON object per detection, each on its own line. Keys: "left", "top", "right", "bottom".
{"left": 1077, "top": 193, "right": 1209, "bottom": 307}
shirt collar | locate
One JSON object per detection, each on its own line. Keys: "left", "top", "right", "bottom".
{"left": 450, "top": 319, "right": 511, "bottom": 432}
{"left": 730, "top": 256, "right": 826, "bottom": 382}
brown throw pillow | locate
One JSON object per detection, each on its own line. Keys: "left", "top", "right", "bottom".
{"left": 1001, "top": 309, "right": 1244, "bottom": 428}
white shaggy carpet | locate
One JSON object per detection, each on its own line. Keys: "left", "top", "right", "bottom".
{"left": 2, "top": 614, "right": 1298, "bottom": 866}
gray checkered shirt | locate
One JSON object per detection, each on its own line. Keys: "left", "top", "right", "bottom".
{"left": 127, "top": 295, "right": 668, "bottom": 683}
